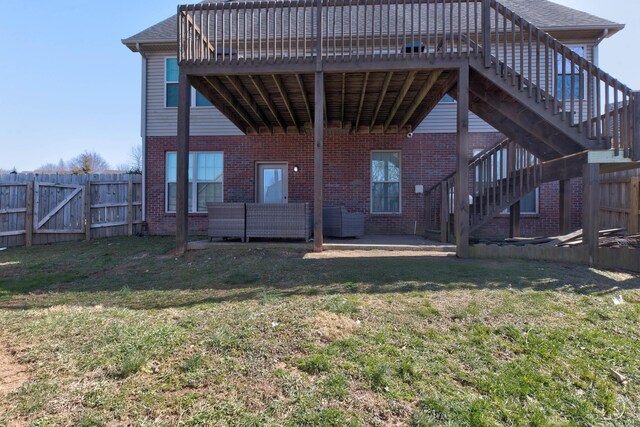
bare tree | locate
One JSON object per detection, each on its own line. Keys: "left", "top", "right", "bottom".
{"left": 129, "top": 144, "right": 143, "bottom": 174}
{"left": 36, "top": 158, "right": 67, "bottom": 173}
{"left": 69, "top": 151, "right": 110, "bottom": 174}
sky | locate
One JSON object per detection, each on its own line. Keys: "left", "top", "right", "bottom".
{"left": 0, "top": 0, "right": 639, "bottom": 172}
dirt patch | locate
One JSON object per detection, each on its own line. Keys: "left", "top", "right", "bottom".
{"left": 304, "top": 249, "right": 452, "bottom": 259}
{"left": 310, "top": 311, "right": 360, "bottom": 342}
{"left": 0, "top": 344, "right": 29, "bottom": 397}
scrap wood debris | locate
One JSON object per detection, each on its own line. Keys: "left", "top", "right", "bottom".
{"left": 474, "top": 228, "right": 640, "bottom": 249}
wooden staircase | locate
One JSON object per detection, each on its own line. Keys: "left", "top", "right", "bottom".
{"left": 467, "top": 0, "right": 638, "bottom": 163}
{"left": 424, "top": 137, "right": 541, "bottom": 241}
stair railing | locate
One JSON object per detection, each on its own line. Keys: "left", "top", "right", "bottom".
{"left": 485, "top": 0, "right": 638, "bottom": 160}
{"left": 424, "top": 137, "right": 541, "bottom": 241}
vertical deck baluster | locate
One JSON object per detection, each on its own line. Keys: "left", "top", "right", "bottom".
{"left": 596, "top": 74, "right": 602, "bottom": 144}
{"left": 561, "top": 46, "right": 567, "bottom": 115}
{"left": 545, "top": 34, "right": 550, "bottom": 109}
{"left": 432, "top": 0, "right": 437, "bottom": 59}
{"left": 403, "top": 0, "right": 407, "bottom": 58}
{"left": 474, "top": 0, "right": 479, "bottom": 57}
{"left": 570, "top": 51, "right": 576, "bottom": 122}
{"left": 613, "top": 82, "right": 620, "bottom": 155}
{"left": 494, "top": 5, "right": 498, "bottom": 74}
{"left": 518, "top": 14, "right": 523, "bottom": 91}
{"left": 587, "top": 63, "right": 593, "bottom": 137}
{"left": 578, "top": 57, "right": 584, "bottom": 131}
{"left": 333, "top": 0, "right": 337, "bottom": 59}
{"left": 396, "top": 0, "right": 400, "bottom": 57}
{"left": 411, "top": 0, "right": 416, "bottom": 58}
{"left": 449, "top": 0, "right": 453, "bottom": 55}
{"left": 303, "top": 1, "right": 306, "bottom": 59}
{"left": 535, "top": 29, "right": 541, "bottom": 102}
{"left": 502, "top": 7, "right": 506, "bottom": 79}
{"left": 527, "top": 23, "right": 532, "bottom": 97}
{"left": 442, "top": 0, "right": 447, "bottom": 58}
{"left": 605, "top": 76, "right": 611, "bottom": 144}
{"left": 281, "top": 3, "right": 285, "bottom": 60}
{"left": 622, "top": 90, "right": 629, "bottom": 157}
{"left": 510, "top": 14, "right": 515, "bottom": 86}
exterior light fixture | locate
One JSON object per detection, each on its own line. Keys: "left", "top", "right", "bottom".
{"left": 293, "top": 165, "right": 300, "bottom": 172}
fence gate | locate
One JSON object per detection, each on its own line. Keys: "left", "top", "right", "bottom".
{"left": 33, "top": 182, "right": 86, "bottom": 234}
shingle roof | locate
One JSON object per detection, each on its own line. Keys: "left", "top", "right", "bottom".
{"left": 122, "top": 0, "right": 623, "bottom": 50}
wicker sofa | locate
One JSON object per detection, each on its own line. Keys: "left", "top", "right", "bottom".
{"left": 323, "top": 206, "right": 365, "bottom": 238}
{"left": 246, "top": 203, "right": 311, "bottom": 241}
{"left": 207, "top": 203, "right": 246, "bottom": 242}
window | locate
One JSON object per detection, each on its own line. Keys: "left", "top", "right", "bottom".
{"left": 371, "top": 151, "right": 401, "bottom": 213}
{"left": 556, "top": 46, "right": 585, "bottom": 100}
{"left": 166, "top": 152, "right": 223, "bottom": 213}
{"left": 165, "top": 58, "right": 213, "bottom": 108}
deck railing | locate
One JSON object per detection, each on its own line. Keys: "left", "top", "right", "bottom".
{"left": 178, "top": 0, "right": 638, "bottom": 160}
{"left": 178, "top": 0, "right": 485, "bottom": 64}
{"left": 487, "top": 0, "right": 637, "bottom": 160}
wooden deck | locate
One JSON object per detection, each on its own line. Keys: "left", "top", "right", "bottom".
{"left": 174, "top": 0, "right": 640, "bottom": 262}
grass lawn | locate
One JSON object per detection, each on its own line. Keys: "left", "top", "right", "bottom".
{"left": 1, "top": 236, "right": 640, "bottom": 426}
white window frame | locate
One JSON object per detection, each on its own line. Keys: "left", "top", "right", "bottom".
{"left": 164, "top": 57, "right": 214, "bottom": 109}
{"left": 370, "top": 150, "right": 402, "bottom": 214}
{"left": 165, "top": 151, "right": 224, "bottom": 213}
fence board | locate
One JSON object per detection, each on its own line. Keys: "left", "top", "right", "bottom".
{"left": 600, "top": 169, "right": 640, "bottom": 234}
{"left": 0, "top": 173, "right": 142, "bottom": 248}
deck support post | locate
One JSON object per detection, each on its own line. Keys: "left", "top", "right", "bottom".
{"left": 582, "top": 163, "right": 600, "bottom": 265}
{"left": 559, "top": 179, "right": 572, "bottom": 235}
{"left": 633, "top": 91, "right": 640, "bottom": 161}
{"left": 509, "top": 201, "right": 521, "bottom": 238}
{"left": 482, "top": 0, "right": 492, "bottom": 68}
{"left": 176, "top": 68, "right": 191, "bottom": 255}
{"left": 313, "top": 71, "right": 325, "bottom": 252}
{"left": 455, "top": 65, "right": 470, "bottom": 258}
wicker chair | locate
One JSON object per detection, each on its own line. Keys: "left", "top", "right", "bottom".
{"left": 323, "top": 206, "right": 365, "bottom": 238}
{"left": 207, "top": 203, "right": 246, "bottom": 242}
{"left": 246, "top": 203, "right": 311, "bottom": 241}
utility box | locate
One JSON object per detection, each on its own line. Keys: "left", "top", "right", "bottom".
{"left": 415, "top": 185, "right": 424, "bottom": 194}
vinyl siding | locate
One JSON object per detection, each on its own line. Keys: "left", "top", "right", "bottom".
{"left": 144, "top": 44, "right": 593, "bottom": 136}
{"left": 146, "top": 53, "right": 243, "bottom": 137}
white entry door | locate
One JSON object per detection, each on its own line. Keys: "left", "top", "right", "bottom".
{"left": 257, "top": 164, "right": 288, "bottom": 203}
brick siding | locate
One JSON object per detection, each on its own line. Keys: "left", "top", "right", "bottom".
{"left": 145, "top": 133, "right": 582, "bottom": 238}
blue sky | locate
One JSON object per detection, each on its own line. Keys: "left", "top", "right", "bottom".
{"left": 0, "top": 0, "right": 638, "bottom": 171}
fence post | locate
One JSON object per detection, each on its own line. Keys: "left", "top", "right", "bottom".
{"left": 127, "top": 177, "right": 134, "bottom": 236}
{"left": 482, "top": 0, "right": 492, "bottom": 68}
{"left": 633, "top": 91, "right": 640, "bottom": 161}
{"left": 630, "top": 176, "right": 640, "bottom": 234}
{"left": 25, "top": 182, "right": 34, "bottom": 247}
{"left": 84, "top": 182, "right": 92, "bottom": 241}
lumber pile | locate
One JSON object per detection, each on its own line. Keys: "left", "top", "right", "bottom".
{"left": 474, "top": 228, "right": 639, "bottom": 249}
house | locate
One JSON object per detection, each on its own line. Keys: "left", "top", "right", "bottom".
{"left": 122, "top": 0, "right": 638, "bottom": 258}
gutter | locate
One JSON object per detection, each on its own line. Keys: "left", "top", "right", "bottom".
{"left": 137, "top": 43, "right": 148, "bottom": 223}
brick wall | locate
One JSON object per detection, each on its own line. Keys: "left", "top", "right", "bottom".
{"left": 145, "top": 133, "right": 581, "bottom": 238}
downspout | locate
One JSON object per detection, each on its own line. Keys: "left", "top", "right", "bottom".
{"left": 593, "top": 29, "right": 608, "bottom": 66}
{"left": 137, "top": 43, "right": 147, "bottom": 223}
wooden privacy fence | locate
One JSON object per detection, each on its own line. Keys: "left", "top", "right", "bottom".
{"left": 600, "top": 170, "right": 640, "bottom": 234}
{"left": 0, "top": 174, "right": 142, "bottom": 248}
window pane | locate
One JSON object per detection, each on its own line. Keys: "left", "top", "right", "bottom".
{"left": 557, "top": 75, "right": 581, "bottom": 99}
{"left": 166, "top": 83, "right": 179, "bottom": 107}
{"left": 166, "top": 58, "right": 179, "bottom": 82}
{"left": 372, "top": 152, "right": 400, "bottom": 182}
{"left": 197, "top": 153, "right": 214, "bottom": 181}
{"left": 195, "top": 90, "right": 212, "bottom": 107}
{"left": 166, "top": 152, "right": 177, "bottom": 182}
{"left": 167, "top": 183, "right": 194, "bottom": 212}
{"left": 520, "top": 191, "right": 537, "bottom": 214}
{"left": 197, "top": 183, "right": 223, "bottom": 211}
{"left": 372, "top": 183, "right": 400, "bottom": 213}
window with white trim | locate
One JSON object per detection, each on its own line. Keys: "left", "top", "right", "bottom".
{"left": 166, "top": 152, "right": 223, "bottom": 212}
{"left": 165, "top": 58, "right": 213, "bottom": 108}
{"left": 371, "top": 151, "right": 401, "bottom": 213}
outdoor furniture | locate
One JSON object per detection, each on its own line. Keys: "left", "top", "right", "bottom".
{"left": 246, "top": 203, "right": 311, "bottom": 241}
{"left": 207, "top": 203, "right": 246, "bottom": 242}
{"left": 323, "top": 206, "right": 365, "bottom": 238}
